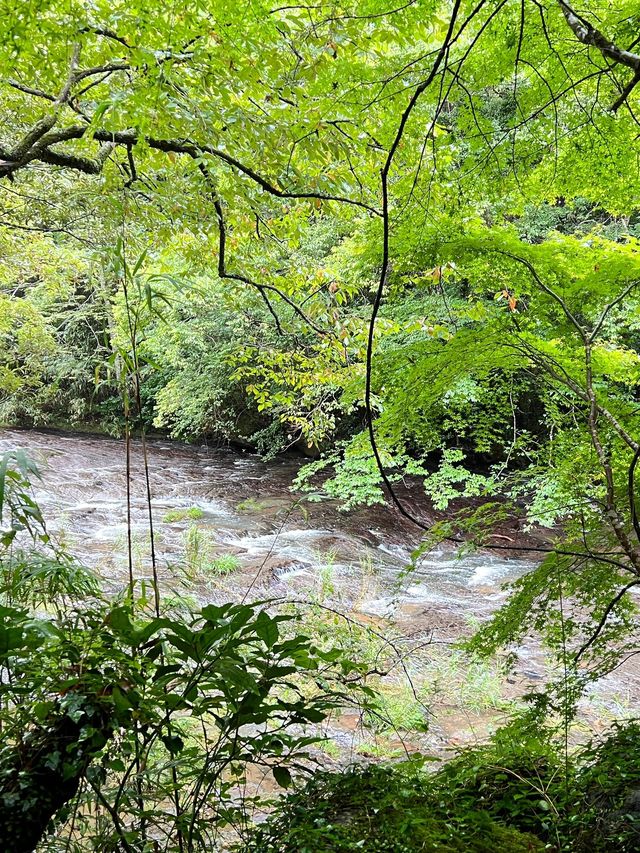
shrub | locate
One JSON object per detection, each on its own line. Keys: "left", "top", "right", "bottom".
{"left": 242, "top": 763, "right": 545, "bottom": 852}
{"left": 569, "top": 719, "right": 640, "bottom": 852}
{"left": 209, "top": 553, "right": 242, "bottom": 574}
{"left": 432, "top": 718, "right": 568, "bottom": 843}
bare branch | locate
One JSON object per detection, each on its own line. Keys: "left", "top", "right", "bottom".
{"left": 71, "top": 61, "right": 129, "bottom": 84}
{"left": 491, "top": 249, "right": 586, "bottom": 338}
{"left": 6, "top": 80, "right": 56, "bottom": 102}
{"left": 629, "top": 445, "right": 640, "bottom": 547}
{"left": 363, "top": 0, "right": 469, "bottom": 529}
{"left": 7, "top": 116, "right": 58, "bottom": 161}
{"left": 611, "top": 70, "right": 640, "bottom": 112}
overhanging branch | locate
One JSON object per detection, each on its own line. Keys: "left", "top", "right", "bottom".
{"left": 0, "top": 124, "right": 380, "bottom": 215}
{"left": 558, "top": 0, "right": 640, "bottom": 111}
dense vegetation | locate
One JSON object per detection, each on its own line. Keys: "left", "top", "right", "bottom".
{"left": 248, "top": 717, "right": 640, "bottom": 852}
{"left": 2, "top": 0, "right": 640, "bottom": 849}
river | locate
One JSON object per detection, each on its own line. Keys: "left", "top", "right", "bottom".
{"left": 0, "top": 428, "right": 534, "bottom": 623}
{"left": 1, "top": 428, "right": 637, "bottom": 752}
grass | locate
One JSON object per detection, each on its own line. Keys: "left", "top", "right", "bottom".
{"left": 422, "top": 651, "right": 514, "bottom": 712}
{"left": 182, "top": 525, "right": 242, "bottom": 578}
{"left": 317, "top": 738, "right": 341, "bottom": 759}
{"left": 163, "top": 506, "right": 205, "bottom": 523}
{"left": 313, "top": 548, "right": 337, "bottom": 602}
{"left": 352, "top": 553, "right": 379, "bottom": 611}
{"left": 355, "top": 738, "right": 410, "bottom": 759}
{"left": 208, "top": 553, "right": 241, "bottom": 575}
{"left": 184, "top": 524, "right": 207, "bottom": 577}
{"left": 367, "top": 681, "right": 430, "bottom": 734}
{"left": 161, "top": 592, "right": 200, "bottom": 615}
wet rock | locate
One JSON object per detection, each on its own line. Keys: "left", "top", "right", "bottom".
{"left": 239, "top": 556, "right": 312, "bottom": 584}
{"left": 521, "top": 669, "right": 545, "bottom": 681}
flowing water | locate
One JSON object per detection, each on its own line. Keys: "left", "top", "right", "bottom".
{"left": 0, "top": 428, "right": 533, "bottom": 626}
{"left": 1, "top": 428, "right": 637, "bottom": 749}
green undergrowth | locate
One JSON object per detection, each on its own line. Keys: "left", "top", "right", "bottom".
{"left": 180, "top": 524, "right": 242, "bottom": 579}
{"left": 243, "top": 717, "right": 640, "bottom": 852}
{"left": 209, "top": 552, "right": 242, "bottom": 574}
{"left": 236, "top": 498, "right": 268, "bottom": 512}
{"left": 242, "top": 762, "right": 545, "bottom": 852}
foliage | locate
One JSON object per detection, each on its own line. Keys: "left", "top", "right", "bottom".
{"left": 242, "top": 761, "right": 546, "bottom": 852}
{"left": 433, "top": 716, "right": 568, "bottom": 844}
{"left": 244, "top": 716, "right": 640, "bottom": 853}
{"left": 0, "top": 450, "right": 99, "bottom": 608}
{"left": 0, "top": 452, "right": 372, "bottom": 851}
{"left": 1, "top": 595, "right": 369, "bottom": 851}
{"left": 569, "top": 719, "right": 640, "bottom": 852}
{"left": 2, "top": 0, "right": 640, "bottom": 845}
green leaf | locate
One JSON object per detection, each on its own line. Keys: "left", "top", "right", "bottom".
{"left": 272, "top": 766, "right": 292, "bottom": 788}
{"left": 255, "top": 611, "right": 279, "bottom": 646}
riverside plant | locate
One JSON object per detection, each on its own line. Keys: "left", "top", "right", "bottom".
{"left": 163, "top": 506, "right": 205, "bottom": 523}
{"left": 0, "top": 451, "right": 376, "bottom": 852}
{"left": 314, "top": 548, "right": 338, "bottom": 603}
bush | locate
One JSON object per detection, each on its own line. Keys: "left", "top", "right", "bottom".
{"left": 244, "top": 717, "right": 640, "bottom": 852}
{"left": 242, "top": 763, "right": 545, "bottom": 852}
{"left": 0, "top": 451, "right": 373, "bottom": 851}
{"left": 432, "top": 718, "right": 567, "bottom": 843}
{"left": 569, "top": 719, "right": 640, "bottom": 852}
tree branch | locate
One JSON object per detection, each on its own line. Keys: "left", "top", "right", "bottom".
{"left": 56, "top": 43, "right": 82, "bottom": 105}
{"left": 79, "top": 26, "right": 133, "bottom": 49}
{"left": 0, "top": 124, "right": 380, "bottom": 214}
{"left": 6, "top": 80, "right": 56, "bottom": 102}
{"left": 194, "top": 160, "right": 326, "bottom": 336}
{"left": 575, "top": 578, "right": 640, "bottom": 662}
{"left": 212, "top": 192, "right": 324, "bottom": 335}
{"left": 558, "top": 0, "right": 640, "bottom": 110}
